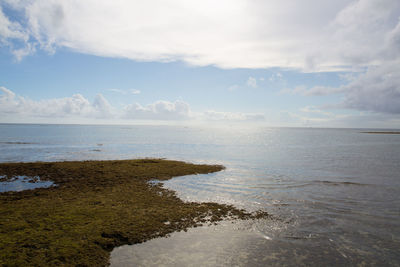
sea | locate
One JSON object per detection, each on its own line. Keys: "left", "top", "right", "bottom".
{"left": 1, "top": 123, "right": 399, "bottom": 266}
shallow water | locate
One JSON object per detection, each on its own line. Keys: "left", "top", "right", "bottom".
{"left": 0, "top": 175, "right": 54, "bottom": 192}
{"left": 111, "top": 220, "right": 369, "bottom": 267}
{"left": 1, "top": 124, "right": 399, "bottom": 266}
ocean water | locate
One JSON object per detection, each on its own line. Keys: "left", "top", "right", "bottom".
{"left": 1, "top": 124, "right": 399, "bottom": 266}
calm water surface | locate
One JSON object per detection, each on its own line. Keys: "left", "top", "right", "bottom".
{"left": 1, "top": 124, "right": 399, "bottom": 266}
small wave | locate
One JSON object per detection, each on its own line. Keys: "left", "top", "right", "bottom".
{"left": 249, "top": 182, "right": 314, "bottom": 190}
{"left": 284, "top": 234, "right": 315, "bottom": 240}
{"left": 312, "top": 180, "right": 368, "bottom": 186}
{"left": 0, "top": 141, "right": 37, "bottom": 145}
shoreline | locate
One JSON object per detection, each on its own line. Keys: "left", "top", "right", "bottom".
{"left": 0, "top": 159, "right": 268, "bottom": 266}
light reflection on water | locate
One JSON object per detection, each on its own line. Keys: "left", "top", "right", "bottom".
{"left": 111, "top": 219, "right": 373, "bottom": 267}
{"left": 110, "top": 164, "right": 399, "bottom": 266}
{"left": 1, "top": 124, "right": 400, "bottom": 265}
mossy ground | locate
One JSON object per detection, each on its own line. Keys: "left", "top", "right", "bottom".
{"left": 0, "top": 159, "right": 268, "bottom": 266}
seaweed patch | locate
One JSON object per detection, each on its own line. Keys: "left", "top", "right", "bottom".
{"left": 0, "top": 159, "right": 269, "bottom": 266}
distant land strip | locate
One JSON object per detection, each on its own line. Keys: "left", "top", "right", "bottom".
{"left": 361, "top": 132, "right": 400, "bottom": 134}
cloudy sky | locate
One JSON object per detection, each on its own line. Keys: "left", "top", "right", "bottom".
{"left": 1, "top": 0, "right": 399, "bottom": 128}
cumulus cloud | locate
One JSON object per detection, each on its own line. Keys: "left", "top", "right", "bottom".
{"left": 1, "top": 0, "right": 399, "bottom": 71}
{"left": 246, "top": 77, "right": 257, "bottom": 88}
{"left": 92, "top": 94, "right": 113, "bottom": 118}
{"left": 304, "top": 86, "right": 346, "bottom": 96}
{"left": 280, "top": 85, "right": 345, "bottom": 96}
{"left": 269, "top": 73, "right": 283, "bottom": 82}
{"left": 0, "top": 86, "right": 112, "bottom": 118}
{"left": 203, "top": 110, "right": 265, "bottom": 121}
{"left": 107, "top": 88, "right": 141, "bottom": 95}
{"left": 283, "top": 59, "right": 400, "bottom": 114}
{"left": 123, "top": 100, "right": 191, "bottom": 120}
{"left": 300, "top": 106, "right": 334, "bottom": 117}
{"left": 0, "top": 5, "right": 33, "bottom": 60}
{"left": 281, "top": 108, "right": 400, "bottom": 128}
{"left": 0, "top": 86, "right": 18, "bottom": 113}
{"left": 1, "top": 87, "right": 192, "bottom": 121}
{"left": 1, "top": 87, "right": 268, "bottom": 123}
{"left": 130, "top": 89, "right": 141, "bottom": 95}
{"left": 228, "top": 85, "right": 238, "bottom": 92}
{"left": 0, "top": 7, "right": 26, "bottom": 41}
{"left": 341, "top": 60, "right": 400, "bottom": 114}
{"left": 123, "top": 102, "right": 266, "bottom": 122}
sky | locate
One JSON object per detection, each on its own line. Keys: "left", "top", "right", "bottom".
{"left": 0, "top": 0, "right": 400, "bottom": 128}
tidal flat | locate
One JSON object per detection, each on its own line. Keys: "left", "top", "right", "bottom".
{"left": 0, "top": 159, "right": 268, "bottom": 266}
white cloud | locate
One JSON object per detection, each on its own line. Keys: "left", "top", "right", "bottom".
{"left": 283, "top": 109, "right": 400, "bottom": 128}
{"left": 108, "top": 88, "right": 141, "bottom": 95}
{"left": 300, "top": 106, "right": 334, "bottom": 117}
{"left": 123, "top": 100, "right": 191, "bottom": 120}
{"left": 123, "top": 101, "right": 265, "bottom": 122}
{"left": 341, "top": 60, "right": 400, "bottom": 114}
{"left": 92, "top": 94, "right": 113, "bottom": 118}
{"left": 0, "top": 86, "right": 112, "bottom": 118}
{"left": 130, "top": 89, "right": 141, "bottom": 95}
{"left": 228, "top": 85, "right": 238, "bottom": 91}
{"left": 0, "top": 86, "right": 18, "bottom": 113}
{"left": 281, "top": 85, "right": 346, "bottom": 96}
{"left": 279, "top": 86, "right": 306, "bottom": 95}
{"left": 11, "top": 42, "right": 36, "bottom": 61}
{"left": 1, "top": 87, "right": 192, "bottom": 121}
{"left": 203, "top": 110, "right": 264, "bottom": 121}
{"left": 246, "top": 77, "right": 257, "bottom": 88}
{"left": 0, "top": 6, "right": 33, "bottom": 60}
{"left": 284, "top": 59, "right": 400, "bottom": 114}
{"left": 1, "top": 0, "right": 399, "bottom": 71}
{"left": 1, "top": 87, "right": 398, "bottom": 127}
{"left": 269, "top": 73, "right": 283, "bottom": 82}
{"left": 1, "top": 87, "right": 269, "bottom": 123}
{"left": 108, "top": 88, "right": 125, "bottom": 94}
{"left": 338, "top": 72, "right": 359, "bottom": 82}
{"left": 0, "top": 7, "right": 26, "bottom": 41}
{"left": 329, "top": 0, "right": 399, "bottom": 65}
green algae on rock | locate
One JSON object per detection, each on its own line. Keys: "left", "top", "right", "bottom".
{"left": 0, "top": 159, "right": 269, "bottom": 266}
